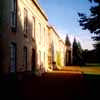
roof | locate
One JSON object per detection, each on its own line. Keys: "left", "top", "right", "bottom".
{"left": 48, "top": 25, "right": 65, "bottom": 46}
{"left": 32, "top": 0, "right": 48, "bottom": 21}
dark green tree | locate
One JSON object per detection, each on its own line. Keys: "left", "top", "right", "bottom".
{"left": 78, "top": 0, "right": 100, "bottom": 41}
{"left": 82, "top": 49, "right": 88, "bottom": 65}
{"left": 93, "top": 41, "right": 100, "bottom": 62}
{"left": 78, "top": 0, "right": 100, "bottom": 63}
{"left": 65, "top": 35, "right": 71, "bottom": 66}
{"left": 72, "top": 38, "right": 79, "bottom": 65}
{"left": 65, "top": 35, "right": 71, "bottom": 46}
{"left": 77, "top": 41, "right": 83, "bottom": 65}
{"left": 72, "top": 39, "right": 84, "bottom": 65}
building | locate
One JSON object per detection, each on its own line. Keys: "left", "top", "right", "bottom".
{"left": 0, "top": 0, "right": 49, "bottom": 74}
{"left": 48, "top": 26, "right": 68, "bottom": 70}
{"left": 0, "top": 0, "right": 71, "bottom": 74}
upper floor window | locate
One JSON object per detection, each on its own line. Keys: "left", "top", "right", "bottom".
{"left": 39, "top": 23, "right": 41, "bottom": 44}
{"left": 44, "top": 52, "right": 45, "bottom": 66}
{"left": 11, "top": 12, "right": 16, "bottom": 28}
{"left": 32, "top": 17, "right": 35, "bottom": 39}
{"left": 11, "top": 0, "right": 17, "bottom": 32}
{"left": 44, "top": 28, "right": 45, "bottom": 47}
{"left": 24, "top": 8, "right": 28, "bottom": 34}
{"left": 11, "top": 0, "right": 16, "bottom": 11}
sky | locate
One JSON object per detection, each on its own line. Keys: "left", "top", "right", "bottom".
{"left": 38, "top": 0, "right": 96, "bottom": 50}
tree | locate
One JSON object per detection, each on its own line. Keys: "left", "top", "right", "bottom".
{"left": 72, "top": 38, "right": 79, "bottom": 65}
{"left": 77, "top": 41, "right": 83, "bottom": 65}
{"left": 65, "top": 35, "right": 71, "bottom": 46}
{"left": 78, "top": 0, "right": 100, "bottom": 63}
{"left": 72, "top": 39, "right": 83, "bottom": 65}
{"left": 78, "top": 0, "right": 100, "bottom": 41}
{"left": 93, "top": 41, "right": 100, "bottom": 62}
{"left": 65, "top": 35, "right": 71, "bottom": 66}
{"left": 82, "top": 49, "right": 88, "bottom": 65}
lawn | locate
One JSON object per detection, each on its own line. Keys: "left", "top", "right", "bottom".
{"left": 83, "top": 63, "right": 100, "bottom": 67}
{"left": 81, "top": 63, "right": 100, "bottom": 75}
{"left": 81, "top": 67, "right": 100, "bottom": 75}
{"left": 63, "top": 65, "right": 100, "bottom": 75}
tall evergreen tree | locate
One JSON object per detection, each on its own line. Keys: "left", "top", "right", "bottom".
{"left": 65, "top": 35, "right": 71, "bottom": 66}
{"left": 65, "top": 35, "right": 71, "bottom": 46}
{"left": 77, "top": 41, "right": 83, "bottom": 65}
{"left": 72, "top": 39, "right": 84, "bottom": 65}
{"left": 72, "top": 38, "right": 79, "bottom": 65}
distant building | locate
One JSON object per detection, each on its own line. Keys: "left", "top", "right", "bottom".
{"left": 0, "top": 0, "right": 72, "bottom": 74}
{"left": 48, "top": 26, "right": 71, "bottom": 70}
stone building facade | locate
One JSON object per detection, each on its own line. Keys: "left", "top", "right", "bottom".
{"left": 48, "top": 26, "right": 68, "bottom": 70}
{"left": 0, "top": 0, "right": 71, "bottom": 74}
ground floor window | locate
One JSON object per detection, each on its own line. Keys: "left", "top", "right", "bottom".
{"left": 32, "top": 49, "right": 36, "bottom": 71}
{"left": 10, "top": 43, "right": 16, "bottom": 72}
{"left": 23, "top": 47, "right": 27, "bottom": 71}
{"left": 44, "top": 52, "right": 45, "bottom": 62}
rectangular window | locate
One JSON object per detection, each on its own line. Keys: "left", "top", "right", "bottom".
{"left": 32, "top": 17, "right": 35, "bottom": 39}
{"left": 11, "top": 12, "right": 16, "bottom": 27}
{"left": 24, "top": 8, "right": 28, "bottom": 34}
{"left": 10, "top": 43, "right": 16, "bottom": 72}
{"left": 44, "top": 52, "right": 45, "bottom": 66}
{"left": 11, "top": 0, "right": 16, "bottom": 11}
{"left": 11, "top": 0, "right": 17, "bottom": 32}
{"left": 23, "top": 47, "right": 27, "bottom": 71}
{"left": 38, "top": 51, "right": 41, "bottom": 66}
{"left": 44, "top": 28, "right": 45, "bottom": 47}
{"left": 39, "top": 23, "right": 41, "bottom": 44}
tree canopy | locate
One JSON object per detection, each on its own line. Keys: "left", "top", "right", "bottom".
{"left": 78, "top": 0, "right": 100, "bottom": 63}
{"left": 78, "top": 0, "right": 100, "bottom": 41}
{"left": 72, "top": 38, "right": 84, "bottom": 65}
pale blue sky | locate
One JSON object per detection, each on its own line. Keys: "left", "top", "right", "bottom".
{"left": 38, "top": 0, "right": 95, "bottom": 50}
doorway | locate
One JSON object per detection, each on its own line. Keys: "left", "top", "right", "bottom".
{"left": 32, "top": 48, "right": 36, "bottom": 72}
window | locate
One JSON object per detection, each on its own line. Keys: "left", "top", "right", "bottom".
{"left": 10, "top": 43, "right": 16, "bottom": 72}
{"left": 23, "top": 47, "right": 27, "bottom": 71}
{"left": 38, "top": 51, "right": 41, "bottom": 66}
{"left": 11, "top": 12, "right": 16, "bottom": 27}
{"left": 39, "top": 51, "right": 41, "bottom": 65}
{"left": 11, "top": 0, "right": 17, "bottom": 32}
{"left": 44, "top": 52, "right": 45, "bottom": 66}
{"left": 32, "top": 17, "right": 35, "bottom": 38}
{"left": 11, "top": 0, "right": 16, "bottom": 11}
{"left": 44, "top": 28, "right": 45, "bottom": 47}
{"left": 39, "top": 23, "right": 41, "bottom": 43}
{"left": 24, "top": 8, "right": 28, "bottom": 34}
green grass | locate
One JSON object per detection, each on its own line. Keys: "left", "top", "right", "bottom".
{"left": 81, "top": 66, "right": 100, "bottom": 75}
{"left": 81, "top": 64, "right": 100, "bottom": 79}
{"left": 83, "top": 63, "right": 100, "bottom": 67}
